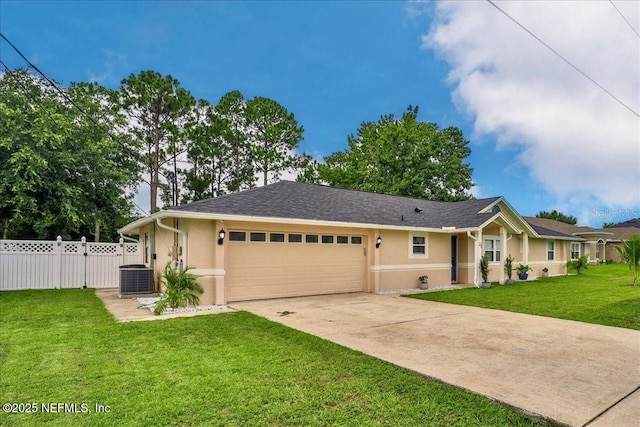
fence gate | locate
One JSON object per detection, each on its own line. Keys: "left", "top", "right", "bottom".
{"left": 0, "top": 237, "right": 142, "bottom": 291}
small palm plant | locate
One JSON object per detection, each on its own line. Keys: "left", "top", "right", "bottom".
{"left": 567, "top": 255, "right": 589, "bottom": 275}
{"left": 154, "top": 263, "right": 203, "bottom": 315}
{"left": 616, "top": 234, "right": 640, "bottom": 287}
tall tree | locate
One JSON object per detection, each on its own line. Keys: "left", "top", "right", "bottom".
{"left": 303, "top": 106, "right": 473, "bottom": 201}
{"left": 214, "top": 91, "right": 255, "bottom": 192}
{"left": 117, "top": 71, "right": 195, "bottom": 212}
{"left": 535, "top": 210, "right": 578, "bottom": 225}
{"left": 0, "top": 68, "right": 138, "bottom": 240}
{"left": 245, "top": 96, "right": 304, "bottom": 186}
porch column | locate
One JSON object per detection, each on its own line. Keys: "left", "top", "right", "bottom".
{"left": 475, "top": 229, "right": 483, "bottom": 287}
{"left": 500, "top": 226, "right": 507, "bottom": 284}
{"left": 523, "top": 233, "right": 529, "bottom": 265}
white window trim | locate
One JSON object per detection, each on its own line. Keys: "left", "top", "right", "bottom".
{"left": 483, "top": 235, "right": 501, "bottom": 263}
{"left": 409, "top": 233, "right": 428, "bottom": 258}
{"left": 570, "top": 242, "right": 581, "bottom": 260}
{"left": 547, "top": 240, "right": 555, "bottom": 261}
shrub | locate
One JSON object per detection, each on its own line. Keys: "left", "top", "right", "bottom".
{"left": 154, "top": 263, "right": 204, "bottom": 315}
{"left": 567, "top": 255, "right": 589, "bottom": 275}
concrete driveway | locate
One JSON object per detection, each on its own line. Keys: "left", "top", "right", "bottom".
{"left": 232, "top": 293, "right": 640, "bottom": 427}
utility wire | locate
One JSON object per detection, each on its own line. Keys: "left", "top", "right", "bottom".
{"left": 486, "top": 0, "right": 640, "bottom": 118}
{"left": 609, "top": 0, "right": 640, "bottom": 39}
{"left": 0, "top": 48, "right": 150, "bottom": 217}
{"left": 0, "top": 32, "right": 151, "bottom": 180}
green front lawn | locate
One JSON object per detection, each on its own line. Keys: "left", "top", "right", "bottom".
{"left": 408, "top": 264, "right": 640, "bottom": 330}
{"left": 0, "top": 290, "right": 544, "bottom": 426}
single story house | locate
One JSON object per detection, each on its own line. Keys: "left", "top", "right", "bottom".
{"left": 118, "top": 181, "right": 589, "bottom": 305}
{"left": 599, "top": 219, "right": 640, "bottom": 262}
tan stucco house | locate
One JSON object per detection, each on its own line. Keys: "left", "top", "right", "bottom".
{"left": 118, "top": 181, "right": 588, "bottom": 305}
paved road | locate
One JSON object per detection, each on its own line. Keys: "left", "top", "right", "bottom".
{"left": 232, "top": 293, "right": 640, "bottom": 427}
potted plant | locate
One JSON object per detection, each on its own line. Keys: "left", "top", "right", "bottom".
{"left": 479, "top": 255, "right": 491, "bottom": 288}
{"left": 516, "top": 264, "right": 532, "bottom": 280}
{"left": 418, "top": 275, "right": 429, "bottom": 290}
{"left": 504, "top": 254, "right": 515, "bottom": 284}
{"left": 541, "top": 267, "right": 549, "bottom": 278}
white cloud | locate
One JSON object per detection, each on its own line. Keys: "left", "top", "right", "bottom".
{"left": 424, "top": 1, "right": 640, "bottom": 210}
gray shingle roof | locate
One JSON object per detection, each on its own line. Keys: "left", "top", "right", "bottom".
{"left": 169, "top": 180, "right": 499, "bottom": 229}
{"left": 523, "top": 216, "right": 589, "bottom": 239}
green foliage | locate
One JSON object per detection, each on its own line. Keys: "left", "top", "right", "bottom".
{"left": 117, "top": 70, "right": 196, "bottom": 212}
{"left": 408, "top": 264, "right": 640, "bottom": 330}
{"left": 182, "top": 91, "right": 304, "bottom": 203}
{"left": 566, "top": 255, "right": 589, "bottom": 275}
{"left": 182, "top": 93, "right": 255, "bottom": 202}
{"left": 616, "top": 233, "right": 640, "bottom": 286}
{"left": 246, "top": 96, "right": 304, "bottom": 186}
{"left": 304, "top": 105, "right": 473, "bottom": 201}
{"left": 154, "top": 263, "right": 204, "bottom": 315}
{"left": 535, "top": 210, "right": 577, "bottom": 225}
{"left": 0, "top": 290, "right": 545, "bottom": 426}
{"left": 479, "top": 255, "right": 490, "bottom": 283}
{"left": 504, "top": 254, "right": 515, "bottom": 280}
{"left": 515, "top": 264, "right": 532, "bottom": 276}
{"left": 0, "top": 69, "right": 139, "bottom": 240}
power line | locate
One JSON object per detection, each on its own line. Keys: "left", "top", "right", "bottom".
{"left": 486, "top": 0, "right": 639, "bottom": 118}
{"left": 0, "top": 52, "right": 150, "bottom": 218}
{"left": 609, "top": 0, "right": 640, "bottom": 39}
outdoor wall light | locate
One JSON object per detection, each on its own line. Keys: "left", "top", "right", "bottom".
{"left": 218, "top": 229, "right": 226, "bottom": 245}
{"left": 376, "top": 236, "right": 382, "bottom": 249}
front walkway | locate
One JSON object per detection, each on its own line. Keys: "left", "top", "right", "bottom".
{"left": 95, "top": 288, "right": 234, "bottom": 322}
{"left": 232, "top": 293, "right": 640, "bottom": 427}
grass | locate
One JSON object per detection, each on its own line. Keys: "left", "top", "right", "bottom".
{"left": 408, "top": 264, "right": 640, "bottom": 330}
{"left": 0, "top": 290, "right": 545, "bottom": 426}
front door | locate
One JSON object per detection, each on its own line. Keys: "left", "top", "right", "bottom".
{"left": 451, "top": 236, "right": 457, "bottom": 282}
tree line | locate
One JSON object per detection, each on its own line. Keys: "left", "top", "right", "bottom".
{"left": 1, "top": 68, "right": 474, "bottom": 241}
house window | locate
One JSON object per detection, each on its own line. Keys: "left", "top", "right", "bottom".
{"left": 337, "top": 235, "right": 349, "bottom": 244}
{"left": 351, "top": 236, "right": 362, "bottom": 245}
{"left": 410, "top": 234, "right": 428, "bottom": 258}
{"left": 322, "top": 235, "right": 334, "bottom": 244}
{"left": 547, "top": 241, "right": 555, "bottom": 261}
{"left": 288, "top": 233, "right": 302, "bottom": 243}
{"left": 269, "top": 233, "right": 285, "bottom": 243}
{"left": 229, "top": 231, "right": 246, "bottom": 242}
{"left": 250, "top": 232, "right": 266, "bottom": 242}
{"left": 305, "top": 234, "right": 319, "bottom": 243}
{"left": 570, "top": 242, "right": 580, "bottom": 260}
{"left": 596, "top": 242, "right": 601, "bottom": 260}
{"left": 484, "top": 237, "right": 501, "bottom": 262}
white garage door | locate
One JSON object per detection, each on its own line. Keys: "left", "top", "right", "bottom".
{"left": 227, "top": 231, "right": 367, "bottom": 301}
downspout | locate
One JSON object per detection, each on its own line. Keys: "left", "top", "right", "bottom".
{"left": 467, "top": 230, "right": 479, "bottom": 287}
{"left": 156, "top": 218, "right": 188, "bottom": 267}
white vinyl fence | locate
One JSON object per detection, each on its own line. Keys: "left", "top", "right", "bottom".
{"left": 0, "top": 237, "right": 143, "bottom": 291}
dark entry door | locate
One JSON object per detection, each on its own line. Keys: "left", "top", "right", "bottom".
{"left": 451, "top": 236, "right": 457, "bottom": 282}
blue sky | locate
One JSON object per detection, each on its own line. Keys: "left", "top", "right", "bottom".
{"left": 1, "top": 1, "right": 638, "bottom": 226}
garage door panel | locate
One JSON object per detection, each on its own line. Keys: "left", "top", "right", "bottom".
{"left": 227, "top": 235, "right": 366, "bottom": 301}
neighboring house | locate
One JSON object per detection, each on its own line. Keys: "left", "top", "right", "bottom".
{"left": 524, "top": 216, "right": 640, "bottom": 264}
{"left": 600, "top": 219, "right": 640, "bottom": 262}
{"left": 118, "top": 181, "right": 585, "bottom": 305}
{"left": 523, "top": 217, "right": 612, "bottom": 264}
